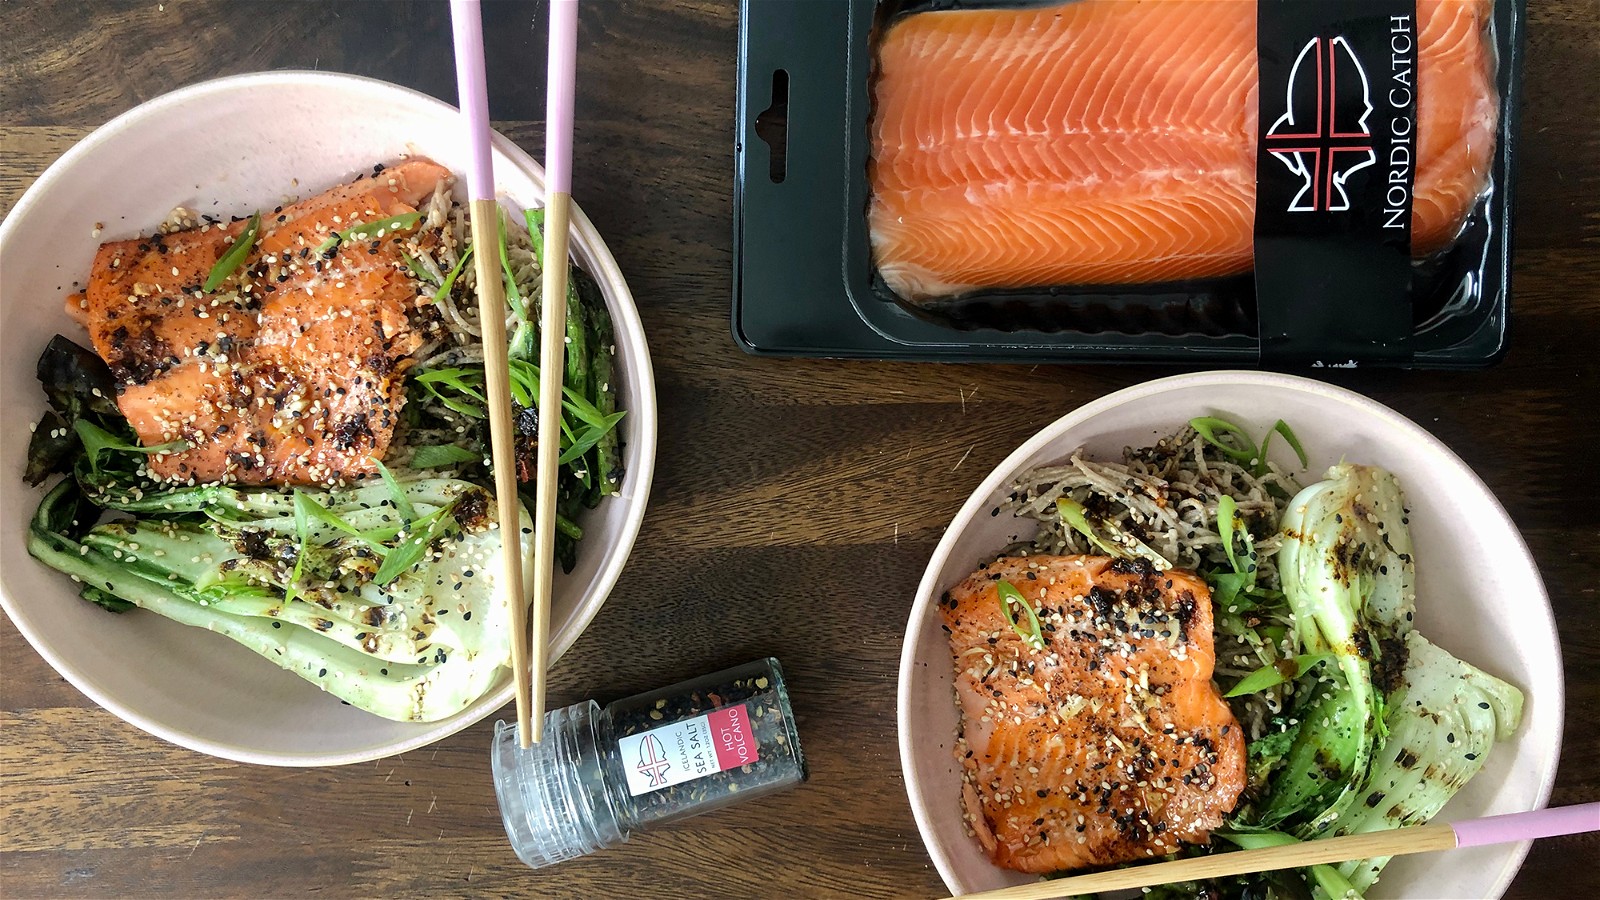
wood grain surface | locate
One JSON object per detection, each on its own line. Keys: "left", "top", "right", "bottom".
{"left": 2, "top": 1, "right": 1596, "bottom": 898}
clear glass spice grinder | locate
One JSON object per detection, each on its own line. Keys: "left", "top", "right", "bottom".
{"left": 491, "top": 657, "right": 807, "bottom": 869}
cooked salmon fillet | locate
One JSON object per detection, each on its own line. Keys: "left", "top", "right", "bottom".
{"left": 69, "top": 159, "right": 451, "bottom": 485}
{"left": 940, "top": 555, "right": 1244, "bottom": 873}
{"left": 870, "top": 0, "right": 1497, "bottom": 300}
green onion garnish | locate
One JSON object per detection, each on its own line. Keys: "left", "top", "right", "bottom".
{"left": 314, "top": 211, "right": 423, "bottom": 256}
{"left": 370, "top": 458, "right": 417, "bottom": 523}
{"left": 203, "top": 212, "right": 261, "bottom": 292}
{"left": 1224, "top": 653, "right": 1333, "bottom": 697}
{"left": 1215, "top": 494, "right": 1259, "bottom": 594}
{"left": 286, "top": 489, "right": 312, "bottom": 605}
{"left": 996, "top": 579, "right": 1046, "bottom": 651}
{"left": 1189, "top": 415, "right": 1259, "bottom": 464}
{"left": 430, "top": 245, "right": 474, "bottom": 304}
{"left": 346, "top": 211, "right": 421, "bottom": 242}
{"left": 401, "top": 252, "right": 437, "bottom": 284}
{"left": 1055, "top": 497, "right": 1122, "bottom": 558}
{"left": 524, "top": 207, "right": 546, "bottom": 268}
{"left": 296, "top": 490, "right": 397, "bottom": 550}
{"left": 1258, "top": 418, "right": 1309, "bottom": 473}
{"left": 408, "top": 444, "right": 479, "bottom": 469}
{"left": 559, "top": 414, "right": 627, "bottom": 466}
{"left": 498, "top": 208, "right": 529, "bottom": 322}
{"left": 1217, "top": 495, "right": 1241, "bottom": 573}
{"left": 374, "top": 504, "right": 457, "bottom": 585}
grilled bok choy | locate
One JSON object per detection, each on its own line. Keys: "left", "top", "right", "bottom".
{"left": 1329, "top": 631, "right": 1523, "bottom": 891}
{"left": 1256, "top": 464, "right": 1523, "bottom": 894}
{"left": 28, "top": 475, "right": 530, "bottom": 722}
{"left": 1263, "top": 464, "right": 1417, "bottom": 831}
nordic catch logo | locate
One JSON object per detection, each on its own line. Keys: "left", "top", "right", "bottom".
{"left": 634, "top": 733, "right": 671, "bottom": 787}
{"left": 1266, "top": 35, "right": 1376, "bottom": 213}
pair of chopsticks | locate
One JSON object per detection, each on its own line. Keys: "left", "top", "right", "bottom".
{"left": 449, "top": 0, "right": 579, "bottom": 746}
{"left": 947, "top": 802, "right": 1600, "bottom": 900}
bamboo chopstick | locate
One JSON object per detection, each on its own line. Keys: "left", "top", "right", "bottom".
{"left": 528, "top": 0, "right": 580, "bottom": 747}
{"left": 946, "top": 803, "right": 1600, "bottom": 900}
{"left": 949, "top": 825, "right": 1456, "bottom": 900}
{"left": 449, "top": 0, "right": 535, "bottom": 746}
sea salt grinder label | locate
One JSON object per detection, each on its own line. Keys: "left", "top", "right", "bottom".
{"left": 619, "top": 703, "right": 761, "bottom": 797}
{"left": 709, "top": 704, "right": 758, "bottom": 770}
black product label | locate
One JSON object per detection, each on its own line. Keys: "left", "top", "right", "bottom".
{"left": 1255, "top": 0, "right": 1418, "bottom": 365}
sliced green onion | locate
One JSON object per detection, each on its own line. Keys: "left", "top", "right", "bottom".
{"left": 430, "top": 245, "right": 474, "bottom": 304}
{"left": 1057, "top": 495, "right": 1176, "bottom": 569}
{"left": 1258, "top": 418, "right": 1310, "bottom": 472}
{"left": 1215, "top": 493, "right": 1259, "bottom": 594}
{"left": 524, "top": 207, "right": 546, "bottom": 269}
{"left": 286, "top": 490, "right": 311, "bottom": 605}
{"left": 370, "top": 458, "right": 417, "bottom": 523}
{"left": 996, "top": 579, "right": 1046, "bottom": 650}
{"left": 315, "top": 211, "right": 424, "bottom": 256}
{"left": 1055, "top": 497, "right": 1126, "bottom": 558}
{"left": 1259, "top": 622, "right": 1290, "bottom": 650}
{"left": 1189, "top": 415, "right": 1259, "bottom": 464}
{"left": 345, "top": 211, "right": 422, "bottom": 243}
{"left": 413, "top": 367, "right": 488, "bottom": 418}
{"left": 401, "top": 252, "right": 437, "bottom": 284}
{"left": 374, "top": 504, "right": 457, "bottom": 585}
{"left": 498, "top": 208, "right": 529, "bottom": 323}
{"left": 558, "top": 413, "right": 626, "bottom": 466}
{"left": 203, "top": 212, "right": 261, "bottom": 292}
{"left": 408, "top": 444, "right": 480, "bottom": 469}
{"left": 1217, "top": 495, "right": 1241, "bottom": 573}
{"left": 1225, "top": 653, "right": 1333, "bottom": 698}
{"left": 294, "top": 490, "right": 396, "bottom": 552}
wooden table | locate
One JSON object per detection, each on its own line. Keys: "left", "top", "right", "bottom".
{"left": 2, "top": 2, "right": 1595, "bottom": 897}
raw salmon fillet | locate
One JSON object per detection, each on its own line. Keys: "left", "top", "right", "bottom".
{"left": 940, "top": 555, "right": 1244, "bottom": 873}
{"left": 870, "top": 0, "right": 1497, "bottom": 300}
{"left": 70, "top": 159, "right": 451, "bottom": 486}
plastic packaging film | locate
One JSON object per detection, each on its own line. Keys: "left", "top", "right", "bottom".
{"left": 733, "top": 0, "right": 1523, "bottom": 366}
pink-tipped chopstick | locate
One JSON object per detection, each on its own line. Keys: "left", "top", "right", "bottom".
{"left": 948, "top": 803, "right": 1600, "bottom": 900}
{"left": 449, "top": 0, "right": 536, "bottom": 746}
{"left": 528, "top": 0, "right": 580, "bottom": 751}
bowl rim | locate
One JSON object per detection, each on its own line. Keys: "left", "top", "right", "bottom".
{"left": 0, "top": 70, "right": 658, "bottom": 766}
{"left": 896, "top": 369, "right": 1563, "bottom": 897}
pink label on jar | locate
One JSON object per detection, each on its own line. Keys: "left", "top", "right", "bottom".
{"left": 710, "top": 703, "right": 759, "bottom": 770}
{"left": 617, "top": 703, "right": 762, "bottom": 797}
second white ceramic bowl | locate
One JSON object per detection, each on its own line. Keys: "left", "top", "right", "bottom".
{"left": 898, "top": 371, "right": 1562, "bottom": 899}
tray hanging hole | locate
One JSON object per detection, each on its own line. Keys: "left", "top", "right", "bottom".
{"left": 755, "top": 69, "right": 789, "bottom": 184}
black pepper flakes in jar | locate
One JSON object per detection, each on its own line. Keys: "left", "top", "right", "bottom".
{"left": 491, "top": 658, "right": 807, "bottom": 869}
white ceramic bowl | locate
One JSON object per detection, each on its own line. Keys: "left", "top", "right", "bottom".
{"left": 0, "top": 72, "right": 657, "bottom": 766}
{"left": 899, "top": 372, "right": 1562, "bottom": 899}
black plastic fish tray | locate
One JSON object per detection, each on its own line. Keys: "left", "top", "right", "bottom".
{"left": 732, "top": 0, "right": 1524, "bottom": 367}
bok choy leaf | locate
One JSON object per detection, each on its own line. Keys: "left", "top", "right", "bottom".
{"left": 27, "top": 476, "right": 531, "bottom": 723}
{"left": 1329, "top": 631, "right": 1523, "bottom": 890}
{"left": 1262, "top": 464, "right": 1416, "bottom": 832}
